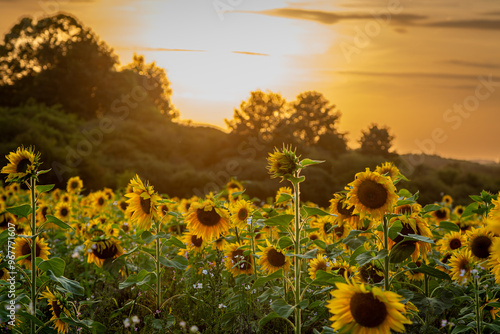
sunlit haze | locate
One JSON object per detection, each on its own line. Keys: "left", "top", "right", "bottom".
{"left": 1, "top": 0, "right": 499, "bottom": 162}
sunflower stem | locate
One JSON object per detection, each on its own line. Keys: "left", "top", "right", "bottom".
{"left": 155, "top": 224, "right": 162, "bottom": 316}
{"left": 424, "top": 274, "right": 429, "bottom": 297}
{"left": 30, "top": 176, "right": 37, "bottom": 334}
{"left": 474, "top": 276, "right": 482, "bottom": 334}
{"left": 383, "top": 215, "right": 390, "bottom": 291}
{"left": 292, "top": 177, "right": 302, "bottom": 334}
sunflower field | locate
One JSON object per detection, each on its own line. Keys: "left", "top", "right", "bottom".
{"left": 1, "top": 145, "right": 500, "bottom": 334}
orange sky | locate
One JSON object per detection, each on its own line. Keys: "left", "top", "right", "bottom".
{"left": 1, "top": 0, "right": 500, "bottom": 162}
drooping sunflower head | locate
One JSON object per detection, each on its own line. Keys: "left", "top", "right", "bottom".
{"left": 185, "top": 200, "right": 230, "bottom": 241}
{"left": 466, "top": 227, "right": 496, "bottom": 262}
{"left": 267, "top": 145, "right": 300, "bottom": 181}
{"left": 375, "top": 162, "right": 401, "bottom": 180}
{"left": 257, "top": 240, "right": 291, "bottom": 274}
{"left": 124, "top": 175, "right": 161, "bottom": 230}
{"left": 14, "top": 237, "right": 50, "bottom": 268}
{"left": 449, "top": 248, "right": 475, "bottom": 284}
{"left": 66, "top": 176, "right": 83, "bottom": 194}
{"left": 85, "top": 238, "right": 124, "bottom": 267}
{"left": 437, "top": 231, "right": 465, "bottom": 253}
{"left": 395, "top": 202, "right": 421, "bottom": 215}
{"left": 230, "top": 199, "right": 254, "bottom": 229}
{"left": 224, "top": 243, "right": 254, "bottom": 277}
{"left": 40, "top": 287, "right": 71, "bottom": 334}
{"left": 308, "top": 254, "right": 333, "bottom": 279}
{"left": 327, "top": 281, "right": 412, "bottom": 333}
{"left": 1, "top": 146, "right": 40, "bottom": 183}
{"left": 346, "top": 169, "right": 398, "bottom": 220}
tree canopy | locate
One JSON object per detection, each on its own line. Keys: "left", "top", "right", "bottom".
{"left": 359, "top": 123, "right": 395, "bottom": 157}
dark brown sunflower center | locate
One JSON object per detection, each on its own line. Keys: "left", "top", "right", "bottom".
{"left": 254, "top": 228, "right": 262, "bottom": 240}
{"left": 456, "top": 208, "right": 464, "bottom": 215}
{"left": 93, "top": 242, "right": 119, "bottom": 259}
{"left": 337, "top": 199, "right": 354, "bottom": 216}
{"left": 122, "top": 223, "right": 130, "bottom": 232}
{"left": 471, "top": 235, "right": 492, "bottom": 259}
{"left": 237, "top": 208, "right": 248, "bottom": 221}
{"left": 360, "top": 264, "right": 383, "bottom": 283}
{"left": 449, "top": 238, "right": 462, "bottom": 250}
{"left": 70, "top": 181, "right": 79, "bottom": 189}
{"left": 196, "top": 208, "right": 221, "bottom": 226}
{"left": 334, "top": 224, "right": 344, "bottom": 238}
{"left": 98, "top": 197, "right": 105, "bottom": 206}
{"left": 309, "top": 234, "right": 318, "bottom": 241}
{"left": 0, "top": 269, "right": 5, "bottom": 279}
{"left": 17, "top": 158, "right": 31, "bottom": 173}
{"left": 390, "top": 223, "right": 417, "bottom": 245}
{"left": 231, "top": 249, "right": 252, "bottom": 270}
{"left": 60, "top": 208, "right": 69, "bottom": 217}
{"left": 458, "top": 258, "right": 470, "bottom": 271}
{"left": 442, "top": 253, "right": 452, "bottom": 263}
{"left": 350, "top": 292, "right": 387, "bottom": 328}
{"left": 435, "top": 209, "right": 447, "bottom": 219}
{"left": 41, "top": 207, "right": 48, "bottom": 218}
{"left": 397, "top": 204, "right": 412, "bottom": 215}
{"left": 140, "top": 197, "right": 151, "bottom": 215}
{"left": 315, "top": 261, "right": 327, "bottom": 272}
{"left": 323, "top": 222, "right": 333, "bottom": 235}
{"left": 51, "top": 300, "right": 62, "bottom": 317}
{"left": 120, "top": 201, "right": 129, "bottom": 211}
{"left": 21, "top": 241, "right": 42, "bottom": 260}
{"left": 160, "top": 205, "right": 168, "bottom": 214}
{"left": 191, "top": 235, "right": 203, "bottom": 247}
{"left": 267, "top": 248, "right": 286, "bottom": 267}
{"left": 357, "top": 180, "right": 388, "bottom": 209}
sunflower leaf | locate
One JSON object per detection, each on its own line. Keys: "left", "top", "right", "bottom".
{"left": 119, "top": 269, "right": 153, "bottom": 289}
{"left": 270, "top": 298, "right": 295, "bottom": 319}
{"left": 258, "top": 312, "right": 282, "bottom": 327}
{"left": 311, "top": 270, "right": 344, "bottom": 286}
{"left": 275, "top": 193, "right": 293, "bottom": 205}
{"left": 302, "top": 206, "right": 332, "bottom": 217}
{"left": 46, "top": 270, "right": 85, "bottom": 295}
{"left": 141, "top": 231, "right": 168, "bottom": 243}
{"left": 438, "top": 221, "right": 460, "bottom": 232}
{"left": 312, "top": 239, "right": 327, "bottom": 249}
{"left": 59, "top": 315, "right": 106, "bottom": 333}
{"left": 389, "top": 243, "right": 415, "bottom": 263}
{"left": 277, "top": 236, "right": 293, "bottom": 249}
{"left": 461, "top": 202, "right": 479, "bottom": 219}
{"left": 411, "top": 263, "right": 451, "bottom": 280}
{"left": 158, "top": 255, "right": 188, "bottom": 270}
{"left": 290, "top": 248, "right": 318, "bottom": 259}
{"left": 38, "top": 257, "right": 65, "bottom": 277}
{"left": 36, "top": 184, "right": 55, "bottom": 193}
{"left": 6, "top": 204, "right": 31, "bottom": 219}
{"left": 0, "top": 229, "right": 9, "bottom": 247}
{"left": 403, "top": 234, "right": 435, "bottom": 244}
{"left": 44, "top": 215, "right": 72, "bottom": 230}
{"left": 164, "top": 236, "right": 186, "bottom": 249}
{"left": 349, "top": 245, "right": 366, "bottom": 266}
{"left": 388, "top": 220, "right": 403, "bottom": 240}
{"left": 252, "top": 268, "right": 283, "bottom": 289}
{"left": 299, "top": 158, "right": 324, "bottom": 168}
{"left": 421, "top": 204, "right": 442, "bottom": 214}
{"left": 264, "top": 214, "right": 294, "bottom": 230}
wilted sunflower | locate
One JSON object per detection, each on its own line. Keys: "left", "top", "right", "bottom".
{"left": 125, "top": 175, "right": 161, "bottom": 230}
{"left": 375, "top": 162, "right": 401, "bottom": 180}
{"left": 267, "top": 145, "right": 300, "bottom": 181}
{"left": 308, "top": 254, "right": 333, "bottom": 279}
{"left": 66, "top": 176, "right": 83, "bottom": 194}
{"left": 185, "top": 200, "right": 230, "bottom": 241}
{"left": 224, "top": 243, "right": 254, "bottom": 277}
{"left": 346, "top": 169, "right": 398, "bottom": 220}
{"left": 14, "top": 237, "right": 50, "bottom": 268}
{"left": 466, "top": 227, "right": 496, "bottom": 262}
{"left": 449, "top": 248, "right": 475, "bottom": 284}
{"left": 183, "top": 231, "right": 205, "bottom": 253}
{"left": 437, "top": 231, "right": 465, "bottom": 253}
{"left": 85, "top": 238, "right": 124, "bottom": 267}
{"left": 327, "top": 281, "right": 411, "bottom": 334}
{"left": 40, "top": 287, "right": 71, "bottom": 334}
{"left": 257, "top": 241, "right": 290, "bottom": 274}
{"left": 1, "top": 146, "right": 40, "bottom": 183}
{"left": 230, "top": 199, "right": 254, "bottom": 229}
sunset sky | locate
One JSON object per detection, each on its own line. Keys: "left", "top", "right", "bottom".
{"left": 1, "top": 0, "right": 499, "bottom": 162}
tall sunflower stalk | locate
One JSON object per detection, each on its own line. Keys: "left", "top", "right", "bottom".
{"left": 267, "top": 145, "right": 323, "bottom": 334}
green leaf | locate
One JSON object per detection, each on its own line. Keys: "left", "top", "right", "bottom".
{"left": 252, "top": 269, "right": 283, "bottom": 289}
{"left": 59, "top": 316, "right": 106, "bottom": 333}
{"left": 44, "top": 215, "right": 72, "bottom": 230}
{"left": 485, "top": 302, "right": 500, "bottom": 308}
{"left": 38, "top": 257, "right": 65, "bottom": 277}
{"left": 356, "top": 249, "right": 388, "bottom": 267}
{"left": 264, "top": 214, "right": 294, "bottom": 229}
{"left": 349, "top": 245, "right": 366, "bottom": 266}
{"left": 6, "top": 204, "right": 31, "bottom": 219}
{"left": 389, "top": 242, "right": 416, "bottom": 263}
{"left": 312, "top": 270, "right": 344, "bottom": 286}
{"left": 158, "top": 255, "right": 188, "bottom": 270}
{"left": 258, "top": 312, "right": 282, "bottom": 327}
{"left": 411, "top": 263, "right": 451, "bottom": 280}
{"left": 312, "top": 239, "right": 327, "bottom": 249}
{"left": 164, "top": 236, "right": 186, "bottom": 249}
{"left": 46, "top": 270, "right": 84, "bottom": 295}
{"left": 343, "top": 230, "right": 367, "bottom": 251}
{"left": 299, "top": 158, "right": 324, "bottom": 168}
{"left": 291, "top": 248, "right": 318, "bottom": 259}
{"left": 302, "top": 206, "right": 332, "bottom": 217}
{"left": 469, "top": 195, "right": 482, "bottom": 202}
{"left": 271, "top": 298, "right": 295, "bottom": 319}
{"left": 388, "top": 220, "right": 403, "bottom": 241}
{"left": 119, "top": 269, "right": 153, "bottom": 289}
{"left": 0, "top": 229, "right": 9, "bottom": 247}
{"left": 278, "top": 236, "right": 293, "bottom": 249}
{"left": 439, "top": 221, "right": 460, "bottom": 232}
{"left": 462, "top": 202, "right": 479, "bottom": 219}
{"left": 402, "top": 234, "right": 434, "bottom": 244}
{"left": 421, "top": 204, "right": 442, "bottom": 214}
{"left": 398, "top": 189, "right": 413, "bottom": 198}
{"left": 36, "top": 184, "right": 55, "bottom": 193}
{"left": 275, "top": 193, "right": 293, "bottom": 205}
{"left": 484, "top": 323, "right": 500, "bottom": 332}
{"left": 141, "top": 231, "right": 168, "bottom": 243}
{"left": 451, "top": 325, "right": 471, "bottom": 334}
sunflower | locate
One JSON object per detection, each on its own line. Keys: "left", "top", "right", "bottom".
{"left": 346, "top": 169, "right": 398, "bottom": 220}
{"left": 117, "top": 199, "right": 129, "bottom": 213}
{"left": 125, "top": 175, "right": 161, "bottom": 230}
{"left": 230, "top": 199, "right": 254, "bottom": 229}
{"left": 327, "top": 280, "right": 411, "bottom": 333}
{"left": 91, "top": 191, "right": 108, "bottom": 211}
{"left": 36, "top": 201, "right": 50, "bottom": 225}
{"left": 454, "top": 205, "right": 465, "bottom": 217}
{"left": 14, "top": 237, "right": 50, "bottom": 268}
{"left": 1, "top": 146, "right": 40, "bottom": 183}
{"left": 386, "top": 215, "right": 432, "bottom": 262}
{"left": 442, "top": 195, "right": 453, "bottom": 206}
{"left": 103, "top": 187, "right": 115, "bottom": 201}
{"left": 55, "top": 202, "right": 71, "bottom": 222}
{"left": 329, "top": 193, "right": 356, "bottom": 226}
{"left": 308, "top": 254, "right": 333, "bottom": 279}
{"left": 85, "top": 238, "right": 124, "bottom": 267}
{"left": 257, "top": 240, "right": 290, "bottom": 274}
{"left": 466, "top": 227, "right": 496, "bottom": 262}
{"left": 332, "top": 260, "right": 356, "bottom": 280}
{"left": 0, "top": 211, "right": 15, "bottom": 231}
{"left": 212, "top": 234, "right": 226, "bottom": 251}
{"left": 226, "top": 178, "right": 244, "bottom": 199}
{"left": 375, "top": 162, "right": 401, "bottom": 180}
{"left": 308, "top": 231, "right": 322, "bottom": 242}
{"left": 333, "top": 220, "right": 351, "bottom": 241}
{"left": 311, "top": 216, "right": 335, "bottom": 242}
{"left": 267, "top": 145, "right": 300, "bottom": 181}
{"left": 431, "top": 207, "right": 450, "bottom": 223}
{"left": 275, "top": 186, "right": 293, "bottom": 207}
{"left": 224, "top": 243, "right": 254, "bottom": 277}
{"left": 437, "top": 231, "right": 465, "bottom": 253}
{"left": 449, "top": 248, "right": 475, "bottom": 284}
{"left": 394, "top": 203, "right": 421, "bottom": 215}
{"left": 183, "top": 231, "right": 205, "bottom": 253}
{"left": 185, "top": 200, "right": 230, "bottom": 241}
{"left": 356, "top": 262, "right": 385, "bottom": 284}
{"left": 405, "top": 261, "right": 425, "bottom": 281}
{"left": 0, "top": 267, "right": 9, "bottom": 281}
{"left": 40, "top": 287, "right": 71, "bottom": 334}
{"left": 66, "top": 176, "right": 83, "bottom": 194}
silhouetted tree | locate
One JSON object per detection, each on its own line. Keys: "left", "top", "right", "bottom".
{"left": 359, "top": 123, "right": 395, "bottom": 157}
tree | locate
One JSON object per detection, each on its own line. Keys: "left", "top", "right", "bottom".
{"left": 225, "top": 90, "right": 287, "bottom": 141}
{"left": 122, "top": 54, "right": 177, "bottom": 120}
{"left": 359, "top": 123, "right": 396, "bottom": 157}
{"left": 0, "top": 14, "right": 118, "bottom": 118}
